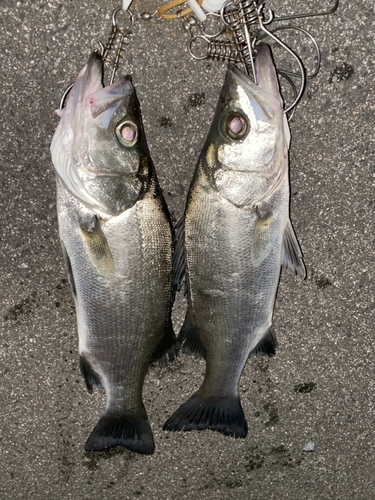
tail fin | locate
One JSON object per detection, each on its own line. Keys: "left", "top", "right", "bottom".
{"left": 163, "top": 393, "right": 248, "bottom": 438}
{"left": 85, "top": 413, "right": 155, "bottom": 454}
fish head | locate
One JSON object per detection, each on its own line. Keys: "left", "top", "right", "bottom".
{"left": 79, "top": 53, "right": 149, "bottom": 176}
{"left": 51, "top": 53, "right": 150, "bottom": 215}
{"left": 204, "top": 43, "right": 290, "bottom": 207}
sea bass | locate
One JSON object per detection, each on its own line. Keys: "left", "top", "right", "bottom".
{"left": 164, "top": 43, "right": 306, "bottom": 438}
{"left": 50, "top": 53, "right": 176, "bottom": 454}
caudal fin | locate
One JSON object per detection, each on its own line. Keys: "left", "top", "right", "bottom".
{"left": 163, "top": 393, "right": 248, "bottom": 438}
{"left": 85, "top": 413, "right": 155, "bottom": 454}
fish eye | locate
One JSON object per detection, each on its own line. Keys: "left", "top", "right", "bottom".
{"left": 222, "top": 112, "right": 248, "bottom": 140}
{"left": 115, "top": 120, "right": 139, "bottom": 147}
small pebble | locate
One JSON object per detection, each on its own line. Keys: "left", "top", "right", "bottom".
{"left": 303, "top": 441, "right": 315, "bottom": 452}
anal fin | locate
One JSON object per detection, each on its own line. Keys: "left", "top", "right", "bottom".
{"left": 178, "top": 305, "right": 206, "bottom": 359}
{"left": 80, "top": 355, "right": 103, "bottom": 394}
{"left": 249, "top": 326, "right": 278, "bottom": 358}
{"left": 151, "top": 314, "right": 178, "bottom": 364}
{"left": 172, "top": 217, "right": 186, "bottom": 293}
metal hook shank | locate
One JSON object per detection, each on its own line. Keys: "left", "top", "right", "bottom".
{"left": 258, "top": 24, "right": 321, "bottom": 80}
{"left": 257, "top": 16, "right": 306, "bottom": 114}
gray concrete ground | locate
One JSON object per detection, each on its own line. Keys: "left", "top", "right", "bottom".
{"left": 0, "top": 0, "right": 374, "bottom": 498}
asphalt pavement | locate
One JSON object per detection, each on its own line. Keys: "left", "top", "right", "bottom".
{"left": 0, "top": 0, "right": 374, "bottom": 498}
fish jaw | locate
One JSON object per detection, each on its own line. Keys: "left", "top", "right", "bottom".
{"left": 253, "top": 42, "right": 291, "bottom": 149}
{"left": 253, "top": 43, "right": 283, "bottom": 105}
{"left": 51, "top": 53, "right": 145, "bottom": 216}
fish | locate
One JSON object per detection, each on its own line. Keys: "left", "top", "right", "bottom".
{"left": 164, "top": 43, "right": 306, "bottom": 438}
{"left": 50, "top": 53, "right": 176, "bottom": 454}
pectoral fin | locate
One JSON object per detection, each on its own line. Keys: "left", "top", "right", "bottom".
{"left": 61, "top": 242, "right": 77, "bottom": 298}
{"left": 79, "top": 211, "right": 115, "bottom": 277}
{"left": 282, "top": 220, "right": 306, "bottom": 279}
{"left": 251, "top": 207, "right": 276, "bottom": 267}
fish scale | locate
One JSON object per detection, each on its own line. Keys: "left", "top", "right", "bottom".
{"left": 51, "top": 53, "right": 176, "bottom": 454}
{"left": 187, "top": 179, "right": 280, "bottom": 385}
{"left": 164, "top": 43, "right": 305, "bottom": 438}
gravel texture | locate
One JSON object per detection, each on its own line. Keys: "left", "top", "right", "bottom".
{"left": 0, "top": 0, "right": 374, "bottom": 498}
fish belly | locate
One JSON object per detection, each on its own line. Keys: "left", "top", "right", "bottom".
{"left": 187, "top": 178, "right": 283, "bottom": 395}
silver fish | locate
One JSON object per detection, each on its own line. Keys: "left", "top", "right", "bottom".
{"left": 164, "top": 43, "right": 306, "bottom": 438}
{"left": 51, "top": 53, "right": 176, "bottom": 454}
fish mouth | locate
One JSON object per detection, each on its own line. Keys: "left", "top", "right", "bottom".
{"left": 228, "top": 43, "right": 279, "bottom": 99}
{"left": 253, "top": 43, "right": 280, "bottom": 99}
{"left": 83, "top": 53, "right": 134, "bottom": 128}
{"left": 227, "top": 43, "right": 282, "bottom": 119}
{"left": 81, "top": 55, "right": 137, "bottom": 178}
